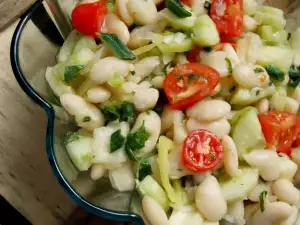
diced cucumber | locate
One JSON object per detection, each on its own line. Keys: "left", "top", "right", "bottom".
{"left": 57, "top": 30, "right": 82, "bottom": 63}
{"left": 231, "top": 108, "right": 265, "bottom": 158}
{"left": 290, "top": 27, "right": 300, "bottom": 50}
{"left": 230, "top": 85, "right": 275, "bottom": 106}
{"left": 72, "top": 48, "right": 95, "bottom": 65}
{"left": 158, "top": 33, "right": 193, "bottom": 53}
{"left": 269, "top": 86, "right": 287, "bottom": 111}
{"left": 169, "top": 205, "right": 204, "bottom": 225}
{"left": 109, "top": 161, "right": 135, "bottom": 192}
{"left": 255, "top": 6, "right": 286, "bottom": 30}
{"left": 243, "top": 0, "right": 257, "bottom": 16}
{"left": 45, "top": 66, "right": 74, "bottom": 97}
{"left": 160, "top": 8, "right": 196, "bottom": 31}
{"left": 257, "top": 26, "right": 288, "bottom": 45}
{"left": 256, "top": 46, "right": 294, "bottom": 73}
{"left": 65, "top": 133, "right": 93, "bottom": 171}
{"left": 73, "top": 36, "right": 98, "bottom": 54}
{"left": 137, "top": 175, "right": 170, "bottom": 212}
{"left": 192, "top": 14, "right": 220, "bottom": 47}
{"left": 220, "top": 167, "right": 259, "bottom": 203}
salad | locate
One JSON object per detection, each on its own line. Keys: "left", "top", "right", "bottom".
{"left": 45, "top": 0, "right": 300, "bottom": 224}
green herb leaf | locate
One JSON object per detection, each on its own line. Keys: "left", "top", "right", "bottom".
{"left": 259, "top": 190, "right": 268, "bottom": 212}
{"left": 265, "top": 65, "right": 284, "bottom": 82}
{"left": 101, "top": 106, "right": 121, "bottom": 122}
{"left": 166, "top": 0, "right": 192, "bottom": 18}
{"left": 96, "top": 33, "right": 136, "bottom": 60}
{"left": 82, "top": 116, "right": 91, "bottom": 122}
{"left": 225, "top": 57, "right": 233, "bottom": 74}
{"left": 288, "top": 65, "right": 300, "bottom": 88}
{"left": 125, "top": 145, "right": 140, "bottom": 161}
{"left": 64, "top": 65, "right": 86, "bottom": 83}
{"left": 64, "top": 132, "right": 80, "bottom": 145}
{"left": 120, "top": 102, "right": 135, "bottom": 122}
{"left": 136, "top": 158, "right": 153, "bottom": 181}
{"left": 254, "top": 68, "right": 264, "bottom": 73}
{"left": 187, "top": 74, "right": 207, "bottom": 82}
{"left": 110, "top": 129, "right": 126, "bottom": 153}
{"left": 126, "top": 121, "right": 149, "bottom": 152}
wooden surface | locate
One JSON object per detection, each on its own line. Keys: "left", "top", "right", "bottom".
{"left": 0, "top": 0, "right": 35, "bottom": 31}
{"left": 0, "top": 22, "right": 76, "bottom": 225}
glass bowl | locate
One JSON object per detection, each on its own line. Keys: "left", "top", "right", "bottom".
{"left": 9, "top": 0, "right": 300, "bottom": 224}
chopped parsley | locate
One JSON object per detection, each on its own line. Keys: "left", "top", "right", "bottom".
{"left": 225, "top": 57, "right": 233, "bottom": 74}
{"left": 110, "top": 129, "right": 126, "bottom": 153}
{"left": 254, "top": 68, "right": 264, "bottom": 73}
{"left": 64, "top": 132, "right": 80, "bottom": 145}
{"left": 265, "top": 65, "right": 284, "bottom": 82}
{"left": 64, "top": 65, "right": 86, "bottom": 83}
{"left": 259, "top": 191, "right": 268, "bottom": 212}
{"left": 82, "top": 116, "right": 91, "bottom": 122}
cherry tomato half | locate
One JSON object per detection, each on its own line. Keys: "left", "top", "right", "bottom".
{"left": 258, "top": 111, "right": 300, "bottom": 155}
{"left": 182, "top": 130, "right": 223, "bottom": 172}
{"left": 163, "top": 63, "right": 220, "bottom": 110}
{"left": 210, "top": 0, "right": 243, "bottom": 37}
{"left": 71, "top": 1, "right": 107, "bottom": 37}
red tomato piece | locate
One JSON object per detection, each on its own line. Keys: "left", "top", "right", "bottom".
{"left": 187, "top": 47, "right": 201, "bottom": 62}
{"left": 163, "top": 63, "right": 220, "bottom": 110}
{"left": 210, "top": 0, "right": 243, "bottom": 37}
{"left": 182, "top": 130, "right": 223, "bottom": 172}
{"left": 180, "top": 0, "right": 190, "bottom": 6}
{"left": 258, "top": 111, "right": 299, "bottom": 155}
{"left": 71, "top": 1, "right": 107, "bottom": 37}
{"left": 292, "top": 133, "right": 300, "bottom": 148}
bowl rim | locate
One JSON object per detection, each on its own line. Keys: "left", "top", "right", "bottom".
{"left": 10, "top": 1, "right": 144, "bottom": 223}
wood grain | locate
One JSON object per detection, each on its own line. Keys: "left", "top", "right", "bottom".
{"left": 0, "top": 22, "right": 76, "bottom": 225}
{"left": 0, "top": 0, "right": 36, "bottom": 31}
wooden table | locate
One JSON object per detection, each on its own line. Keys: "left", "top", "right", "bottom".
{"left": 0, "top": 22, "right": 76, "bottom": 225}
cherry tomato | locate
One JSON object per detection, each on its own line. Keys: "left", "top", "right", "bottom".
{"left": 180, "top": 0, "right": 190, "bottom": 6}
{"left": 71, "top": 1, "right": 107, "bottom": 37}
{"left": 182, "top": 129, "right": 223, "bottom": 172}
{"left": 292, "top": 133, "right": 300, "bottom": 148}
{"left": 163, "top": 63, "right": 220, "bottom": 110}
{"left": 210, "top": 0, "right": 243, "bottom": 37}
{"left": 258, "top": 111, "right": 299, "bottom": 155}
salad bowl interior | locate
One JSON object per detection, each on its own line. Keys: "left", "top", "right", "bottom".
{"left": 10, "top": 0, "right": 300, "bottom": 224}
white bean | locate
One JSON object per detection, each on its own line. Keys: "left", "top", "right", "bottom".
{"left": 222, "top": 135, "right": 239, "bottom": 177}
{"left": 255, "top": 98, "right": 269, "bottom": 113}
{"left": 195, "top": 176, "right": 227, "bottom": 221}
{"left": 86, "top": 86, "right": 111, "bottom": 103}
{"left": 152, "top": 76, "right": 165, "bottom": 89}
{"left": 109, "top": 161, "right": 135, "bottom": 192}
{"left": 142, "top": 196, "right": 169, "bottom": 225}
{"left": 129, "top": 56, "right": 160, "bottom": 83}
{"left": 248, "top": 181, "right": 270, "bottom": 202}
{"left": 186, "top": 118, "right": 231, "bottom": 138}
{"left": 272, "top": 179, "right": 299, "bottom": 205}
{"left": 279, "top": 206, "right": 298, "bottom": 225}
{"left": 173, "top": 110, "right": 188, "bottom": 144}
{"left": 193, "top": 172, "right": 212, "bottom": 185}
{"left": 127, "top": 0, "right": 157, "bottom": 25}
{"left": 127, "top": 26, "right": 155, "bottom": 49}
{"left": 116, "top": 0, "right": 134, "bottom": 26}
{"left": 252, "top": 201, "right": 293, "bottom": 224}
{"left": 285, "top": 97, "right": 300, "bottom": 113}
{"left": 228, "top": 201, "right": 245, "bottom": 225}
{"left": 223, "top": 43, "right": 240, "bottom": 67}
{"left": 102, "top": 13, "right": 130, "bottom": 44}
{"left": 90, "top": 57, "right": 131, "bottom": 84}
{"left": 90, "top": 164, "right": 106, "bottom": 180}
{"left": 202, "top": 51, "right": 230, "bottom": 77}
{"left": 60, "top": 93, "right": 105, "bottom": 131}
{"left": 278, "top": 155, "right": 298, "bottom": 180}
{"left": 243, "top": 15, "right": 258, "bottom": 31}
{"left": 161, "top": 106, "right": 177, "bottom": 132}
{"left": 190, "top": 0, "right": 209, "bottom": 16}
{"left": 186, "top": 100, "right": 231, "bottom": 122}
{"left": 233, "top": 64, "right": 270, "bottom": 88}
{"left": 203, "top": 221, "right": 219, "bottom": 225}
{"left": 243, "top": 150, "right": 281, "bottom": 181}
{"left": 131, "top": 111, "right": 161, "bottom": 156}
{"left": 292, "top": 148, "right": 300, "bottom": 166}
{"left": 133, "top": 88, "right": 159, "bottom": 112}
{"left": 236, "top": 34, "right": 263, "bottom": 64}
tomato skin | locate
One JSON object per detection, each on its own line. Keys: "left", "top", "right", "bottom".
{"left": 71, "top": 1, "right": 107, "bottom": 37}
{"left": 258, "top": 111, "right": 299, "bottom": 155}
{"left": 292, "top": 133, "right": 300, "bottom": 148}
{"left": 180, "top": 0, "right": 190, "bottom": 6}
{"left": 187, "top": 47, "right": 201, "bottom": 62}
{"left": 163, "top": 63, "right": 220, "bottom": 110}
{"left": 182, "top": 129, "right": 223, "bottom": 172}
{"left": 210, "top": 0, "right": 243, "bottom": 37}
